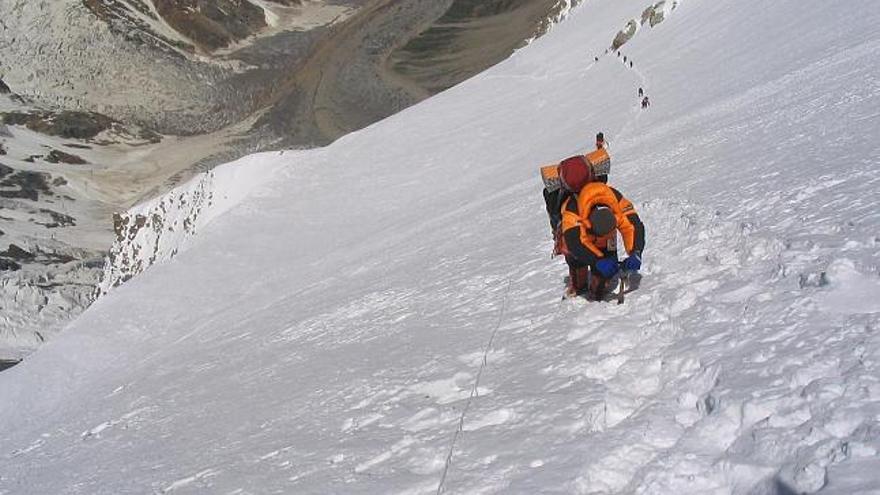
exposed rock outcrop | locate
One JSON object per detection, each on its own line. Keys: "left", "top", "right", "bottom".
{"left": 82, "top": 0, "right": 305, "bottom": 53}
{"left": 152, "top": 0, "right": 266, "bottom": 52}
{"left": 0, "top": 259, "right": 21, "bottom": 271}
{"left": 612, "top": 19, "right": 639, "bottom": 50}
{"left": 612, "top": 1, "right": 678, "bottom": 50}
{"left": 0, "top": 244, "right": 35, "bottom": 261}
{"left": 642, "top": 1, "right": 677, "bottom": 27}
{"left": 45, "top": 150, "right": 88, "bottom": 165}
{"left": 0, "top": 167, "right": 53, "bottom": 202}
{"left": 0, "top": 111, "right": 115, "bottom": 140}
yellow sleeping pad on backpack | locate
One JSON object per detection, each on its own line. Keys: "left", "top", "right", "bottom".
{"left": 540, "top": 164, "right": 561, "bottom": 191}
{"left": 540, "top": 147, "right": 611, "bottom": 191}
{"left": 585, "top": 148, "right": 611, "bottom": 177}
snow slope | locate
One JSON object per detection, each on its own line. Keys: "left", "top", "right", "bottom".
{"left": 2, "top": 0, "right": 880, "bottom": 493}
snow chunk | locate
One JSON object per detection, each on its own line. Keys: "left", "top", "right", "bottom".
{"left": 818, "top": 259, "right": 880, "bottom": 314}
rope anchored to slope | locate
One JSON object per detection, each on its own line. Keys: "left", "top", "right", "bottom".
{"left": 436, "top": 278, "right": 513, "bottom": 495}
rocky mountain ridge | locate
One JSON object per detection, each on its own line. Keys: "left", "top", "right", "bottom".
{"left": 82, "top": 0, "right": 299, "bottom": 54}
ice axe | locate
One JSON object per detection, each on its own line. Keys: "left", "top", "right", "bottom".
{"left": 617, "top": 264, "right": 628, "bottom": 305}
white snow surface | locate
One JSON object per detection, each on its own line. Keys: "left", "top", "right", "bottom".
{"left": 2, "top": 0, "right": 880, "bottom": 493}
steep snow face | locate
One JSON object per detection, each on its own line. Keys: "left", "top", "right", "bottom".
{"left": 1, "top": 0, "right": 879, "bottom": 494}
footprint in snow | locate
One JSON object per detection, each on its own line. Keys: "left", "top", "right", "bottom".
{"left": 463, "top": 408, "right": 516, "bottom": 431}
{"left": 408, "top": 372, "right": 490, "bottom": 404}
{"left": 403, "top": 407, "right": 459, "bottom": 432}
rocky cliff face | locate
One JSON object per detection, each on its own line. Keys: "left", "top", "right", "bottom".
{"left": 99, "top": 171, "right": 215, "bottom": 293}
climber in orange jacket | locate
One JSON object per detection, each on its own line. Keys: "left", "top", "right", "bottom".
{"left": 558, "top": 167, "right": 645, "bottom": 299}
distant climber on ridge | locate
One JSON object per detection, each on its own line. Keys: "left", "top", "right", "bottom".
{"left": 588, "top": 135, "right": 610, "bottom": 183}
{"left": 638, "top": 87, "right": 644, "bottom": 97}
{"left": 641, "top": 95, "right": 651, "bottom": 109}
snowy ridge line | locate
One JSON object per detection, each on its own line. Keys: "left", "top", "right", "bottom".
{"left": 97, "top": 151, "right": 285, "bottom": 295}
{"left": 437, "top": 278, "right": 512, "bottom": 494}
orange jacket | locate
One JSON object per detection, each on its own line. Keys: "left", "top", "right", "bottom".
{"left": 560, "top": 182, "right": 645, "bottom": 265}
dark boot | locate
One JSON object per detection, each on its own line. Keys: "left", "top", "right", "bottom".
{"left": 588, "top": 273, "right": 611, "bottom": 301}
{"left": 565, "top": 264, "right": 590, "bottom": 298}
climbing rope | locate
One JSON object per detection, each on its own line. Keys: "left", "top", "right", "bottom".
{"left": 436, "top": 278, "right": 513, "bottom": 495}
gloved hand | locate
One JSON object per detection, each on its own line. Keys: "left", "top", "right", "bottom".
{"left": 595, "top": 258, "right": 619, "bottom": 278}
{"left": 623, "top": 253, "right": 642, "bottom": 272}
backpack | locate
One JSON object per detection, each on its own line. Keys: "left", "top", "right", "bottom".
{"left": 585, "top": 148, "right": 611, "bottom": 179}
